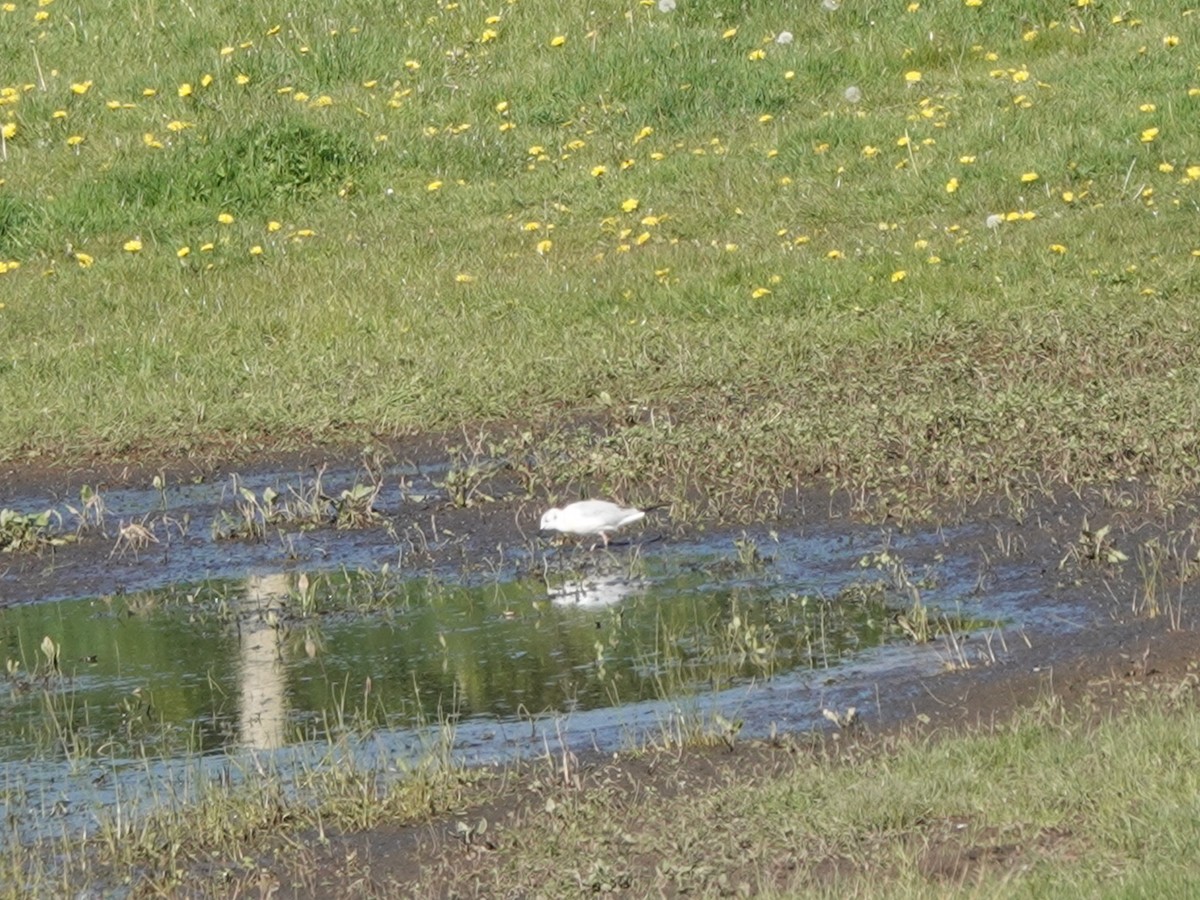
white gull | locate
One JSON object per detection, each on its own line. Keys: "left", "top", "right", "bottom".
{"left": 539, "top": 500, "right": 646, "bottom": 547}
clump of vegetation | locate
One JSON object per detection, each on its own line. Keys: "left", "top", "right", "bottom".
{"left": 0, "top": 509, "right": 70, "bottom": 554}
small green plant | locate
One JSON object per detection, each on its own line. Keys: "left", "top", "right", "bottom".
{"left": 0, "top": 508, "right": 70, "bottom": 553}
{"left": 64, "top": 484, "right": 107, "bottom": 535}
{"left": 438, "top": 438, "right": 500, "bottom": 509}
{"left": 333, "top": 481, "right": 382, "bottom": 528}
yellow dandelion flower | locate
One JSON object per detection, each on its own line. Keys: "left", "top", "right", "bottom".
{"left": 217, "top": 212, "right": 235, "bottom": 224}
{"left": 123, "top": 239, "right": 142, "bottom": 253}
{"left": 1158, "top": 162, "right": 1174, "bottom": 173}
{"left": 200, "top": 73, "right": 213, "bottom": 88}
{"left": 826, "top": 249, "right": 843, "bottom": 259}
{"left": 722, "top": 27, "right": 737, "bottom": 39}
{"left": 66, "top": 134, "right": 84, "bottom": 147}
{"left": 621, "top": 198, "right": 639, "bottom": 212}
{"left": 549, "top": 35, "right": 566, "bottom": 47}
{"left": 1140, "top": 127, "right": 1159, "bottom": 143}
{"left": 536, "top": 239, "right": 553, "bottom": 255}
{"left": 166, "top": 120, "right": 192, "bottom": 132}
{"left": 904, "top": 70, "right": 922, "bottom": 83}
{"left": 945, "top": 177, "right": 959, "bottom": 193}
{"left": 1, "top": 122, "right": 16, "bottom": 140}
{"left": 267, "top": 221, "right": 282, "bottom": 232}
{"left": 200, "top": 242, "right": 214, "bottom": 252}
{"left": 1163, "top": 35, "right": 1179, "bottom": 48}
{"left": 751, "top": 287, "right": 771, "bottom": 299}
{"left": 455, "top": 273, "right": 476, "bottom": 283}
{"left": 633, "top": 126, "right": 653, "bottom": 144}
{"left": 178, "top": 83, "right": 193, "bottom": 98}
{"left": 748, "top": 49, "right": 765, "bottom": 61}
{"left": 890, "top": 270, "right": 907, "bottom": 283}
{"left": 177, "top": 247, "right": 190, "bottom": 258}
{"left": 861, "top": 145, "right": 880, "bottom": 158}
{"left": 220, "top": 46, "right": 235, "bottom": 56}
{"left": 758, "top": 114, "right": 774, "bottom": 123}
{"left": 1020, "top": 171, "right": 1039, "bottom": 183}
{"left": 523, "top": 221, "right": 541, "bottom": 232}
{"left": 70, "top": 81, "right": 92, "bottom": 94}
{"left": 959, "top": 155, "right": 977, "bottom": 164}
{"left": 249, "top": 245, "right": 264, "bottom": 256}
{"left": 142, "top": 133, "right": 163, "bottom": 149}
{"left": 591, "top": 165, "right": 606, "bottom": 177}
{"left": 74, "top": 252, "right": 94, "bottom": 268}
{"left": 1049, "top": 244, "right": 1067, "bottom": 254}
{"left": 235, "top": 74, "right": 250, "bottom": 86}
{"left": 1062, "top": 191, "right": 1075, "bottom": 202}
{"left": 427, "top": 180, "right": 443, "bottom": 191}
{"left": 1140, "top": 103, "right": 1156, "bottom": 112}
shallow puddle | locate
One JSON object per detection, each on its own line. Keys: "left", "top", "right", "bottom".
{"left": 0, "top": 463, "right": 1095, "bottom": 844}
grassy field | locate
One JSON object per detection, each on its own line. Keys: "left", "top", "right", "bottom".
{"left": 419, "top": 687, "right": 1200, "bottom": 897}
{"left": 1, "top": 0, "right": 1199, "bottom": 514}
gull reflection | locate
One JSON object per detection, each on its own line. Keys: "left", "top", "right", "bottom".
{"left": 240, "top": 572, "right": 290, "bottom": 750}
{"left": 548, "top": 575, "right": 641, "bottom": 608}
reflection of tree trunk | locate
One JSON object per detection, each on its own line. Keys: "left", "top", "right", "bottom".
{"left": 241, "top": 572, "right": 289, "bottom": 750}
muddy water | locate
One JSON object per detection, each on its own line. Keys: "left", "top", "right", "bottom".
{"left": 0, "top": 462, "right": 1095, "bottom": 843}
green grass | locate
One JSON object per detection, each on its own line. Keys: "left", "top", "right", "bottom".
{"left": 413, "top": 684, "right": 1200, "bottom": 898}
{"left": 1, "top": 1, "right": 1199, "bottom": 513}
